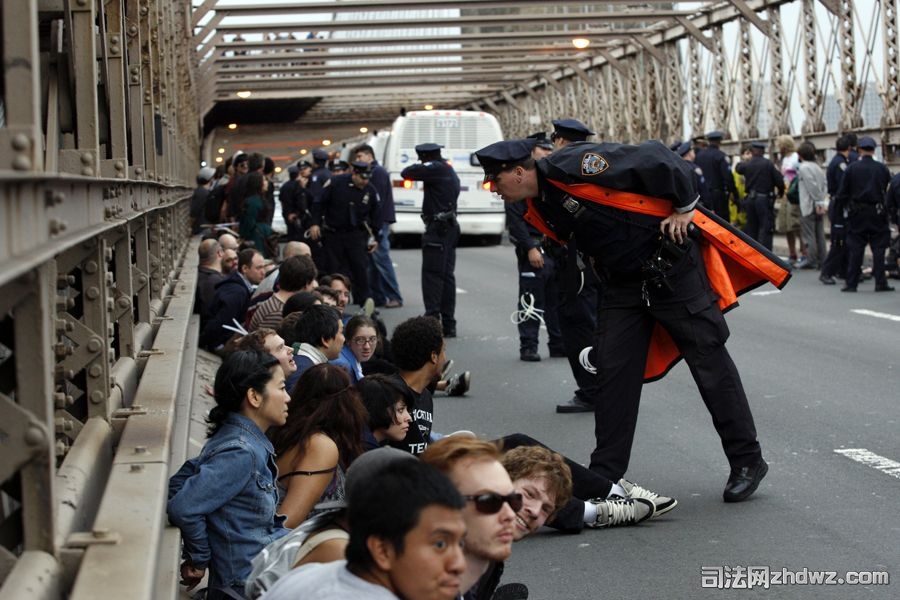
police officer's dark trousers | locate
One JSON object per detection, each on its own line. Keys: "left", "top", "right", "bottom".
{"left": 556, "top": 243, "right": 601, "bottom": 401}
{"left": 742, "top": 192, "right": 774, "bottom": 250}
{"left": 709, "top": 189, "right": 729, "bottom": 221}
{"left": 422, "top": 219, "right": 459, "bottom": 331}
{"left": 844, "top": 209, "right": 891, "bottom": 288}
{"left": 588, "top": 243, "right": 761, "bottom": 481}
{"left": 516, "top": 249, "right": 563, "bottom": 354}
{"left": 323, "top": 229, "right": 371, "bottom": 303}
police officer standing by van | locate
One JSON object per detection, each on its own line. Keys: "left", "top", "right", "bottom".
{"left": 309, "top": 161, "right": 382, "bottom": 308}
{"left": 401, "top": 143, "right": 461, "bottom": 337}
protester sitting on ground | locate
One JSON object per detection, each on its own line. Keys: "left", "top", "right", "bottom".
{"left": 229, "top": 328, "right": 297, "bottom": 382}
{"left": 281, "top": 290, "right": 323, "bottom": 318}
{"left": 247, "top": 255, "right": 317, "bottom": 332}
{"left": 263, "top": 449, "right": 466, "bottom": 600}
{"left": 422, "top": 436, "right": 518, "bottom": 600}
{"left": 221, "top": 247, "right": 238, "bottom": 275}
{"left": 254, "top": 240, "right": 315, "bottom": 299}
{"left": 268, "top": 364, "right": 368, "bottom": 528}
{"left": 167, "top": 351, "right": 290, "bottom": 599}
{"left": 331, "top": 315, "right": 378, "bottom": 383}
{"left": 284, "top": 304, "right": 345, "bottom": 392}
{"left": 356, "top": 374, "right": 413, "bottom": 450}
{"left": 196, "top": 238, "right": 225, "bottom": 321}
{"left": 199, "top": 248, "right": 267, "bottom": 352}
{"left": 316, "top": 285, "right": 340, "bottom": 307}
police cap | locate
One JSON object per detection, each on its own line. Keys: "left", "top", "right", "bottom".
{"left": 527, "top": 131, "right": 554, "bottom": 150}
{"left": 857, "top": 136, "right": 877, "bottom": 150}
{"left": 415, "top": 143, "right": 443, "bottom": 154}
{"left": 312, "top": 149, "right": 329, "bottom": 163}
{"left": 351, "top": 160, "right": 372, "bottom": 178}
{"left": 297, "top": 160, "right": 313, "bottom": 170}
{"left": 705, "top": 130, "right": 725, "bottom": 141}
{"left": 475, "top": 139, "right": 535, "bottom": 182}
{"left": 329, "top": 159, "right": 350, "bottom": 172}
{"left": 675, "top": 141, "right": 692, "bottom": 157}
{"left": 750, "top": 141, "right": 767, "bottom": 150}
{"left": 669, "top": 140, "right": 683, "bottom": 152}
{"left": 551, "top": 118, "right": 595, "bottom": 142}
{"left": 287, "top": 164, "right": 300, "bottom": 177}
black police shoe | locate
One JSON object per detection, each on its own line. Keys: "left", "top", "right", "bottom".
{"left": 548, "top": 347, "right": 567, "bottom": 358}
{"left": 840, "top": 286, "right": 857, "bottom": 292}
{"left": 442, "top": 325, "right": 457, "bottom": 338}
{"left": 723, "top": 458, "right": 768, "bottom": 502}
{"left": 874, "top": 283, "right": 895, "bottom": 292}
{"left": 819, "top": 274, "right": 836, "bottom": 285}
{"left": 555, "top": 396, "right": 594, "bottom": 413}
{"left": 520, "top": 350, "right": 541, "bottom": 362}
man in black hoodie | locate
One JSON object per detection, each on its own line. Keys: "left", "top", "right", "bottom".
{"left": 200, "top": 248, "right": 267, "bottom": 352}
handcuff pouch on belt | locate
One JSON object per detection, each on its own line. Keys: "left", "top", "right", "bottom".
{"left": 641, "top": 236, "right": 690, "bottom": 295}
{"left": 422, "top": 211, "right": 456, "bottom": 236}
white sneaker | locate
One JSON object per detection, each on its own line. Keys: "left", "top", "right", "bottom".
{"left": 446, "top": 371, "right": 470, "bottom": 396}
{"left": 585, "top": 497, "right": 654, "bottom": 528}
{"left": 617, "top": 478, "right": 678, "bottom": 517}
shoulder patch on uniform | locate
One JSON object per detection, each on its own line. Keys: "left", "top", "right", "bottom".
{"left": 581, "top": 153, "right": 609, "bottom": 176}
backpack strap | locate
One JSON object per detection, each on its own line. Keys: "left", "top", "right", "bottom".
{"left": 292, "top": 528, "right": 350, "bottom": 567}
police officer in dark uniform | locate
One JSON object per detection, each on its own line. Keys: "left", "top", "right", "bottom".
{"left": 735, "top": 141, "right": 785, "bottom": 250}
{"left": 820, "top": 135, "right": 853, "bottom": 284}
{"left": 305, "top": 149, "right": 333, "bottom": 271}
{"left": 308, "top": 161, "right": 382, "bottom": 307}
{"left": 475, "top": 138, "right": 774, "bottom": 503}
{"left": 547, "top": 119, "right": 602, "bottom": 413}
{"left": 672, "top": 141, "right": 711, "bottom": 207}
{"left": 280, "top": 164, "right": 306, "bottom": 242}
{"left": 694, "top": 131, "right": 739, "bottom": 220}
{"left": 834, "top": 136, "right": 895, "bottom": 292}
{"left": 506, "top": 139, "right": 565, "bottom": 361}
{"left": 401, "top": 143, "right": 461, "bottom": 337}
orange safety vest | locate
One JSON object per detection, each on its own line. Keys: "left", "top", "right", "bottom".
{"left": 524, "top": 179, "right": 792, "bottom": 381}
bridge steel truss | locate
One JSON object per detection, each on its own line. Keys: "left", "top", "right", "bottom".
{"left": 479, "top": 0, "right": 900, "bottom": 160}
{"left": 0, "top": 0, "right": 199, "bottom": 598}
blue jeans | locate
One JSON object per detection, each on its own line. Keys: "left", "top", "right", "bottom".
{"left": 369, "top": 223, "right": 403, "bottom": 304}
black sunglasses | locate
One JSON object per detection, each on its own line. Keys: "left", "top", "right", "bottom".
{"left": 465, "top": 492, "right": 523, "bottom": 515}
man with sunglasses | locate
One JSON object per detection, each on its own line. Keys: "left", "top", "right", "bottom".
{"left": 309, "top": 161, "right": 382, "bottom": 311}
{"left": 422, "top": 436, "right": 519, "bottom": 600}
{"left": 401, "top": 143, "right": 461, "bottom": 338}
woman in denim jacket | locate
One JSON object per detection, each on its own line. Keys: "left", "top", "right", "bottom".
{"left": 168, "top": 350, "right": 290, "bottom": 599}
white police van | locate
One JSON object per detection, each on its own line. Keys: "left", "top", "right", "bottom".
{"left": 381, "top": 110, "right": 506, "bottom": 244}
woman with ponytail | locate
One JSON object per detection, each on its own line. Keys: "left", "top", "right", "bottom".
{"left": 168, "top": 350, "right": 291, "bottom": 599}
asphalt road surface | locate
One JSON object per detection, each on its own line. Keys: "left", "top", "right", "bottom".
{"left": 375, "top": 241, "right": 898, "bottom": 599}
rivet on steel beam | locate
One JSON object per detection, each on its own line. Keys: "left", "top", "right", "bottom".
{"left": 88, "top": 364, "right": 102, "bottom": 378}
{"left": 13, "top": 155, "right": 32, "bottom": 171}
{"left": 84, "top": 260, "right": 99, "bottom": 274}
{"left": 90, "top": 390, "right": 105, "bottom": 404}
{"left": 85, "top": 286, "right": 100, "bottom": 300}
{"left": 25, "top": 424, "right": 46, "bottom": 446}
{"left": 130, "top": 464, "right": 144, "bottom": 472}
{"left": 117, "top": 297, "right": 131, "bottom": 309}
{"left": 134, "top": 446, "right": 148, "bottom": 454}
{"left": 49, "top": 219, "right": 64, "bottom": 235}
{"left": 11, "top": 134, "right": 30, "bottom": 151}
{"left": 56, "top": 366, "right": 75, "bottom": 380}
{"left": 87, "top": 337, "right": 103, "bottom": 353}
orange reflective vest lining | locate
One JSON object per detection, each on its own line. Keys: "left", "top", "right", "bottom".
{"left": 523, "top": 179, "right": 792, "bottom": 381}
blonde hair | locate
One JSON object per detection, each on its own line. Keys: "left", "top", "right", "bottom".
{"left": 775, "top": 134, "right": 795, "bottom": 154}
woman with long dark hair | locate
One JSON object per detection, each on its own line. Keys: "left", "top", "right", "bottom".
{"left": 238, "top": 171, "right": 275, "bottom": 258}
{"left": 168, "top": 350, "right": 290, "bottom": 599}
{"left": 356, "top": 373, "right": 412, "bottom": 450}
{"left": 268, "top": 363, "right": 367, "bottom": 528}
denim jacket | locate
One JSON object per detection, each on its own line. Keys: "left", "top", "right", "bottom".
{"left": 168, "top": 412, "right": 288, "bottom": 589}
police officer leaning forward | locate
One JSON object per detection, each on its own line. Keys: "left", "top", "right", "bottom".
{"left": 694, "top": 131, "right": 739, "bottom": 221}
{"left": 735, "top": 141, "right": 785, "bottom": 251}
{"left": 475, "top": 138, "right": 791, "bottom": 502}
{"left": 834, "top": 136, "right": 895, "bottom": 292}
{"left": 401, "top": 143, "right": 461, "bottom": 337}
{"left": 308, "top": 161, "right": 382, "bottom": 308}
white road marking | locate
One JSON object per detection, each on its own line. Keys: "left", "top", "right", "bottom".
{"left": 834, "top": 448, "right": 900, "bottom": 480}
{"left": 750, "top": 289, "right": 781, "bottom": 296}
{"left": 851, "top": 309, "right": 900, "bottom": 323}
{"left": 457, "top": 287, "right": 467, "bottom": 294}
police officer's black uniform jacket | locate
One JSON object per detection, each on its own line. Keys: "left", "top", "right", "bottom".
{"left": 401, "top": 158, "right": 461, "bottom": 220}
{"left": 694, "top": 144, "right": 738, "bottom": 217}
{"left": 834, "top": 155, "right": 892, "bottom": 222}
{"left": 735, "top": 155, "right": 784, "bottom": 198}
{"left": 523, "top": 140, "right": 765, "bottom": 481}
{"left": 311, "top": 173, "right": 382, "bottom": 235}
